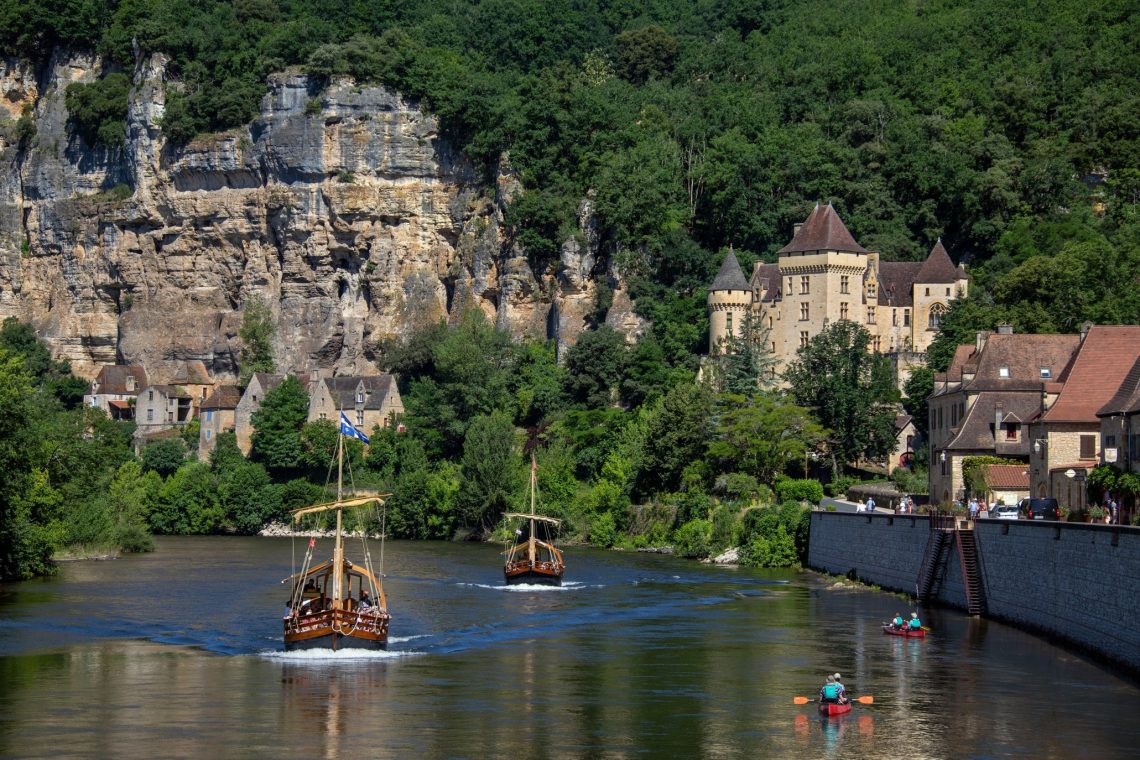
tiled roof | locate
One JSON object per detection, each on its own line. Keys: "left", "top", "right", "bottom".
{"left": 895, "top": 414, "right": 914, "bottom": 431}
{"left": 777, "top": 204, "right": 869, "bottom": 255}
{"left": 947, "top": 391, "right": 1042, "bottom": 451}
{"left": 93, "top": 365, "right": 148, "bottom": 395}
{"left": 985, "top": 464, "right": 1029, "bottom": 490}
{"left": 878, "top": 262, "right": 922, "bottom": 307}
{"left": 750, "top": 263, "right": 781, "bottom": 302}
{"left": 172, "top": 360, "right": 211, "bottom": 385}
{"left": 323, "top": 375, "right": 396, "bottom": 411}
{"left": 201, "top": 385, "right": 242, "bottom": 410}
{"left": 1097, "top": 355, "right": 1140, "bottom": 416}
{"left": 1042, "top": 326, "right": 1140, "bottom": 422}
{"left": 147, "top": 384, "right": 190, "bottom": 398}
{"left": 709, "top": 249, "right": 750, "bottom": 292}
{"left": 914, "top": 239, "right": 964, "bottom": 284}
{"left": 252, "top": 373, "right": 285, "bottom": 392}
{"left": 964, "top": 333, "right": 1081, "bottom": 392}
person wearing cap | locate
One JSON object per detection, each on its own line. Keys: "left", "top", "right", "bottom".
{"left": 908, "top": 611, "right": 922, "bottom": 630}
{"left": 891, "top": 613, "right": 905, "bottom": 629}
{"left": 819, "top": 673, "right": 847, "bottom": 704}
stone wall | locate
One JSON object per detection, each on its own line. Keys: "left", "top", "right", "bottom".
{"left": 808, "top": 511, "right": 1140, "bottom": 671}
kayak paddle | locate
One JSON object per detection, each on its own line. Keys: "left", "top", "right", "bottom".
{"left": 793, "top": 696, "right": 874, "bottom": 705}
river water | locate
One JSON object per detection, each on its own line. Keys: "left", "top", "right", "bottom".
{"left": 0, "top": 536, "right": 1136, "bottom": 759}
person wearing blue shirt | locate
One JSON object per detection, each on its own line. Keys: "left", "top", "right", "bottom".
{"left": 892, "top": 613, "right": 905, "bottom": 629}
{"left": 909, "top": 612, "right": 922, "bottom": 630}
{"left": 819, "top": 673, "right": 847, "bottom": 703}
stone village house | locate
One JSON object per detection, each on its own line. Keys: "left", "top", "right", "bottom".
{"left": 83, "top": 364, "right": 148, "bottom": 421}
{"left": 234, "top": 373, "right": 286, "bottom": 456}
{"left": 1098, "top": 356, "right": 1140, "bottom": 522}
{"left": 198, "top": 385, "right": 243, "bottom": 461}
{"left": 308, "top": 375, "right": 404, "bottom": 432}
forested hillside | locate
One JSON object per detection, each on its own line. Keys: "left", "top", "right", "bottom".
{"left": 2, "top": 0, "right": 1138, "bottom": 578}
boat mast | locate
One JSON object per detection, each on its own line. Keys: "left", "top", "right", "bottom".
{"left": 333, "top": 427, "right": 344, "bottom": 607}
{"left": 528, "top": 452, "right": 537, "bottom": 565}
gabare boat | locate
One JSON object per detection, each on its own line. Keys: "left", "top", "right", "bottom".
{"left": 502, "top": 454, "right": 565, "bottom": 586}
{"left": 281, "top": 414, "right": 390, "bottom": 651}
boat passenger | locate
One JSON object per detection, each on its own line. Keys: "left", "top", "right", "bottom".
{"left": 833, "top": 674, "right": 846, "bottom": 701}
{"left": 820, "top": 674, "right": 847, "bottom": 704}
{"left": 284, "top": 601, "right": 293, "bottom": 619}
{"left": 892, "top": 613, "right": 905, "bottom": 629}
{"left": 909, "top": 612, "right": 922, "bottom": 630}
{"left": 360, "top": 590, "right": 373, "bottom": 611}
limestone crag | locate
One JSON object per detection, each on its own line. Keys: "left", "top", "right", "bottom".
{"left": 0, "top": 53, "right": 625, "bottom": 381}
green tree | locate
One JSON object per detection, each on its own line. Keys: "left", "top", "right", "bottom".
{"left": 457, "top": 411, "right": 518, "bottom": 532}
{"left": 238, "top": 295, "right": 276, "bottom": 383}
{"left": 141, "top": 438, "right": 187, "bottom": 476}
{"left": 709, "top": 312, "right": 778, "bottom": 395}
{"left": 564, "top": 326, "right": 629, "bottom": 408}
{"left": 708, "top": 393, "right": 826, "bottom": 485}
{"left": 785, "top": 321, "right": 899, "bottom": 474}
{"left": 635, "top": 382, "right": 713, "bottom": 496}
{"left": 902, "top": 365, "right": 935, "bottom": 438}
{"left": 250, "top": 375, "right": 310, "bottom": 473}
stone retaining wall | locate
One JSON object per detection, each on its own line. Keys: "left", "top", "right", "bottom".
{"left": 807, "top": 511, "right": 1140, "bottom": 672}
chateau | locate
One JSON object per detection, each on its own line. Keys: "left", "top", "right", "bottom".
{"left": 708, "top": 204, "right": 968, "bottom": 379}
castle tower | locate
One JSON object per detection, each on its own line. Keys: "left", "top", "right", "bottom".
{"left": 911, "top": 238, "right": 969, "bottom": 354}
{"left": 707, "top": 249, "right": 752, "bottom": 354}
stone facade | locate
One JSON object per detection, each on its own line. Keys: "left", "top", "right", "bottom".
{"left": 308, "top": 375, "right": 404, "bottom": 433}
{"left": 135, "top": 384, "right": 194, "bottom": 444}
{"left": 83, "top": 364, "right": 148, "bottom": 420}
{"left": 708, "top": 204, "right": 968, "bottom": 377}
{"left": 198, "top": 385, "right": 242, "bottom": 461}
{"left": 234, "top": 373, "right": 285, "bottom": 456}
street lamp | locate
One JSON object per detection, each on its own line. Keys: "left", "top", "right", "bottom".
{"left": 1033, "top": 438, "right": 1047, "bottom": 455}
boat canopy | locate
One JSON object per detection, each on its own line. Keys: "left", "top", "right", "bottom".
{"left": 281, "top": 558, "right": 382, "bottom": 588}
{"left": 501, "top": 512, "right": 562, "bottom": 525}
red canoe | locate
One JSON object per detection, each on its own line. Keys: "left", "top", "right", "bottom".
{"left": 882, "top": 624, "right": 926, "bottom": 638}
{"left": 819, "top": 701, "right": 852, "bottom": 717}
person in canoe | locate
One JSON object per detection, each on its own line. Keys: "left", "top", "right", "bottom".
{"left": 909, "top": 612, "right": 922, "bottom": 630}
{"left": 819, "top": 673, "right": 848, "bottom": 704}
{"left": 890, "top": 613, "right": 905, "bottom": 630}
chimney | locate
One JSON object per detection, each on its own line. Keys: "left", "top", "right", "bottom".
{"left": 997, "top": 323, "right": 1013, "bottom": 334}
{"left": 994, "top": 403, "right": 1003, "bottom": 439}
{"left": 975, "top": 330, "right": 991, "bottom": 353}
{"left": 793, "top": 222, "right": 804, "bottom": 237}
{"left": 1080, "top": 322, "right": 1093, "bottom": 341}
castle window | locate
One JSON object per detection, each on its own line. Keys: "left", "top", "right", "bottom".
{"left": 928, "top": 303, "right": 947, "bottom": 329}
{"left": 800, "top": 302, "right": 809, "bottom": 320}
{"left": 925, "top": 287, "right": 930, "bottom": 296}
{"left": 726, "top": 312, "right": 733, "bottom": 334}
{"left": 768, "top": 317, "right": 773, "bottom": 329}
{"left": 867, "top": 283, "right": 877, "bottom": 299}
{"left": 867, "top": 307, "right": 875, "bottom": 324}
{"left": 873, "top": 336, "right": 881, "bottom": 351}
{"left": 904, "top": 309, "right": 911, "bottom": 326}
{"left": 787, "top": 277, "right": 793, "bottom": 293}
{"left": 840, "top": 302, "right": 848, "bottom": 320}
{"left": 946, "top": 288, "right": 951, "bottom": 296}
{"left": 799, "top": 331, "right": 809, "bottom": 347}
{"left": 800, "top": 276, "right": 810, "bottom": 294}
{"left": 892, "top": 309, "right": 898, "bottom": 326}
{"left": 771, "top": 342, "right": 776, "bottom": 352}
{"left": 840, "top": 275, "right": 849, "bottom": 294}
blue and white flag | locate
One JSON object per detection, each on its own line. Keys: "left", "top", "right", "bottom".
{"left": 339, "top": 413, "right": 370, "bottom": 444}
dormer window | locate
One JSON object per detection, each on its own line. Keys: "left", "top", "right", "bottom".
{"left": 999, "top": 367, "right": 1010, "bottom": 378}
{"left": 356, "top": 391, "right": 365, "bottom": 403}
{"left": 1040, "top": 367, "right": 1051, "bottom": 379}
{"left": 867, "top": 283, "right": 877, "bottom": 299}
{"left": 126, "top": 377, "right": 135, "bottom": 392}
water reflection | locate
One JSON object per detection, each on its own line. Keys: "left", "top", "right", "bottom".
{"left": 0, "top": 539, "right": 1137, "bottom": 759}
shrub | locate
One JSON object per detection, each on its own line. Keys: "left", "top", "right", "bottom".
{"left": 589, "top": 510, "right": 616, "bottom": 548}
{"left": 65, "top": 73, "right": 131, "bottom": 148}
{"left": 673, "top": 518, "right": 711, "bottom": 558}
{"left": 824, "top": 475, "right": 857, "bottom": 497}
{"left": 709, "top": 503, "right": 736, "bottom": 553}
{"left": 775, "top": 478, "right": 823, "bottom": 504}
{"left": 741, "top": 524, "right": 798, "bottom": 567}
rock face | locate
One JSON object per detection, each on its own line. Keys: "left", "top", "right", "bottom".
{"left": 0, "top": 52, "right": 630, "bottom": 381}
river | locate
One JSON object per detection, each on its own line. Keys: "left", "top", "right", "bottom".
{"left": 0, "top": 536, "right": 1136, "bottom": 758}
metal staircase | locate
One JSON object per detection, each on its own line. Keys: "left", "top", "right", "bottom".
{"left": 916, "top": 526, "right": 951, "bottom": 601}
{"left": 955, "top": 527, "right": 987, "bottom": 616}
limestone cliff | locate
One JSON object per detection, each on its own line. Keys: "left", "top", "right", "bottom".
{"left": 0, "top": 52, "right": 645, "bottom": 382}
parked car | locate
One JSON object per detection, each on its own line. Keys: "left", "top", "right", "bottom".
{"left": 988, "top": 504, "right": 1019, "bottom": 519}
{"left": 1018, "top": 498, "right": 1060, "bottom": 520}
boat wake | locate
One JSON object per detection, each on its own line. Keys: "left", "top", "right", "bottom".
{"left": 257, "top": 648, "right": 422, "bottom": 661}
{"left": 459, "top": 581, "right": 594, "bottom": 592}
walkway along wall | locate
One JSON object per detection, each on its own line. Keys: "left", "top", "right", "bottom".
{"left": 807, "top": 511, "right": 1140, "bottom": 672}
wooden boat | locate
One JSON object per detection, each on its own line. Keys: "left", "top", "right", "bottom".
{"left": 819, "top": 701, "right": 852, "bottom": 717}
{"left": 503, "top": 453, "right": 565, "bottom": 586}
{"left": 882, "top": 624, "right": 926, "bottom": 638}
{"left": 282, "top": 417, "right": 391, "bottom": 651}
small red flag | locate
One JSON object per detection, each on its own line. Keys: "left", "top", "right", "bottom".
{"left": 309, "top": 536, "right": 316, "bottom": 548}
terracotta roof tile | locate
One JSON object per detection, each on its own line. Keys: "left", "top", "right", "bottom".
{"left": 963, "top": 333, "right": 1081, "bottom": 392}
{"left": 985, "top": 464, "right": 1029, "bottom": 489}
{"left": 1097, "top": 355, "right": 1140, "bottom": 416}
{"left": 709, "top": 249, "right": 750, "bottom": 292}
{"left": 915, "top": 239, "right": 963, "bottom": 284}
{"left": 201, "top": 385, "right": 243, "bottom": 410}
{"left": 1042, "top": 326, "right": 1140, "bottom": 422}
{"left": 877, "top": 262, "right": 922, "bottom": 307}
{"left": 777, "top": 204, "right": 869, "bottom": 254}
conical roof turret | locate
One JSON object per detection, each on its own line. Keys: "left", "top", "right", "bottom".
{"left": 915, "top": 238, "right": 962, "bottom": 283}
{"left": 709, "top": 248, "right": 750, "bottom": 292}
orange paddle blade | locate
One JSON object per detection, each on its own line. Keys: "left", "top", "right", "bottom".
{"left": 855, "top": 696, "right": 874, "bottom": 704}
{"left": 793, "top": 696, "right": 811, "bottom": 704}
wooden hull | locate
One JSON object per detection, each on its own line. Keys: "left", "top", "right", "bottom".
{"left": 882, "top": 624, "right": 926, "bottom": 638}
{"left": 504, "top": 560, "right": 563, "bottom": 586}
{"left": 819, "top": 701, "right": 852, "bottom": 717}
{"left": 284, "top": 608, "right": 389, "bottom": 651}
